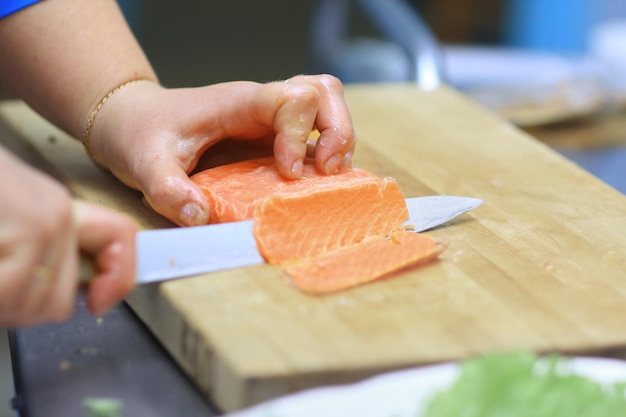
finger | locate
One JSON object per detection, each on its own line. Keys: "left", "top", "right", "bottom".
{"left": 291, "top": 75, "right": 356, "bottom": 174}
{"left": 0, "top": 216, "right": 76, "bottom": 327}
{"left": 0, "top": 252, "right": 75, "bottom": 328}
{"left": 263, "top": 81, "right": 320, "bottom": 179}
{"left": 34, "top": 247, "right": 77, "bottom": 325}
{"left": 139, "top": 159, "right": 212, "bottom": 226}
{"left": 28, "top": 214, "right": 78, "bottom": 323}
{"left": 306, "top": 136, "right": 318, "bottom": 159}
{"left": 0, "top": 255, "right": 66, "bottom": 327}
{"left": 72, "top": 200, "right": 138, "bottom": 316}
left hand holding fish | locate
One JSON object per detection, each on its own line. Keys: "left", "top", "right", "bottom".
{"left": 87, "top": 75, "right": 356, "bottom": 227}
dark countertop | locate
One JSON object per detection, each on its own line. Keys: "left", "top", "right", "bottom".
{"left": 9, "top": 294, "right": 219, "bottom": 417}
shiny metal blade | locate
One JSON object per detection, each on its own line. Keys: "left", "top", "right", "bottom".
{"left": 404, "top": 195, "right": 483, "bottom": 232}
{"left": 136, "top": 220, "right": 263, "bottom": 284}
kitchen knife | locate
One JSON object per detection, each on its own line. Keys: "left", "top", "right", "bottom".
{"left": 80, "top": 196, "right": 482, "bottom": 284}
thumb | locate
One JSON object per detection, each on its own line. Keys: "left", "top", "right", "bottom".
{"left": 140, "top": 162, "right": 211, "bottom": 226}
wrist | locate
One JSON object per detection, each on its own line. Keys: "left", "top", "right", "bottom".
{"left": 82, "top": 78, "right": 159, "bottom": 167}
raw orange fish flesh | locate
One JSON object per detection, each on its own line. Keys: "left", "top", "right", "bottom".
{"left": 284, "top": 231, "right": 446, "bottom": 294}
{"left": 252, "top": 174, "right": 409, "bottom": 264}
{"left": 191, "top": 156, "right": 372, "bottom": 224}
{"left": 190, "top": 157, "right": 445, "bottom": 293}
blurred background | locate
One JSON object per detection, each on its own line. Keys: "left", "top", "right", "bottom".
{"left": 2, "top": 1, "right": 626, "bottom": 416}
{"left": 121, "top": 0, "right": 625, "bottom": 85}
{"left": 125, "top": 0, "right": 626, "bottom": 195}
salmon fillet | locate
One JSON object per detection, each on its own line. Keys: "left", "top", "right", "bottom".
{"left": 252, "top": 175, "right": 409, "bottom": 264}
{"left": 284, "top": 232, "right": 446, "bottom": 294}
{"left": 190, "top": 157, "right": 445, "bottom": 293}
{"left": 191, "top": 157, "right": 372, "bottom": 223}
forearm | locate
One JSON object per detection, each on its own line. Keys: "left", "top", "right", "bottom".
{"left": 0, "top": 0, "right": 158, "bottom": 139}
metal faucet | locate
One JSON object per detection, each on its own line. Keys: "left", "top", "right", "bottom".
{"left": 310, "top": 0, "right": 446, "bottom": 89}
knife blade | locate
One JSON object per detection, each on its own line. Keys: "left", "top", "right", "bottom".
{"left": 403, "top": 195, "right": 483, "bottom": 232}
{"left": 79, "top": 196, "right": 482, "bottom": 285}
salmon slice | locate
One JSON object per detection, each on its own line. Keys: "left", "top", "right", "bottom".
{"left": 284, "top": 232, "right": 446, "bottom": 294}
{"left": 253, "top": 175, "right": 409, "bottom": 264}
{"left": 191, "top": 157, "right": 372, "bottom": 223}
{"left": 191, "top": 157, "right": 446, "bottom": 293}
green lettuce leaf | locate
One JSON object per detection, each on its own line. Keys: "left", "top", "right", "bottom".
{"left": 420, "top": 352, "right": 626, "bottom": 417}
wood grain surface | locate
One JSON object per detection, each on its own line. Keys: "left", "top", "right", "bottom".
{"left": 2, "top": 84, "right": 626, "bottom": 412}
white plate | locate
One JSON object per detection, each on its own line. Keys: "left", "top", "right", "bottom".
{"left": 225, "top": 357, "right": 626, "bottom": 417}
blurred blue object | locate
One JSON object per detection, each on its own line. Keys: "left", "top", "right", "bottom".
{"left": 504, "top": 0, "right": 591, "bottom": 52}
{"left": 504, "top": 0, "right": 626, "bottom": 53}
{"left": 559, "top": 147, "right": 626, "bottom": 195}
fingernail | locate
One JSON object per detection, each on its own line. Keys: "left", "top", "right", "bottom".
{"left": 324, "top": 154, "right": 342, "bottom": 174}
{"left": 179, "top": 202, "right": 208, "bottom": 226}
{"left": 291, "top": 159, "right": 303, "bottom": 177}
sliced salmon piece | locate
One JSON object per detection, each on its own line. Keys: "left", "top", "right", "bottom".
{"left": 284, "top": 232, "right": 446, "bottom": 294}
{"left": 252, "top": 175, "right": 409, "bottom": 264}
{"left": 190, "top": 157, "right": 446, "bottom": 293}
{"left": 190, "top": 157, "right": 372, "bottom": 224}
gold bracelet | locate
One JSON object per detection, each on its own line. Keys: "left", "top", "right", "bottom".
{"left": 82, "top": 78, "right": 150, "bottom": 159}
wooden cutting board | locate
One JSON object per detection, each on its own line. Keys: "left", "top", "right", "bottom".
{"left": 2, "top": 84, "right": 626, "bottom": 412}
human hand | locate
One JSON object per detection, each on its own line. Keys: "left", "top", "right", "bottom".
{"left": 87, "top": 74, "right": 356, "bottom": 226}
{"left": 0, "top": 148, "right": 137, "bottom": 327}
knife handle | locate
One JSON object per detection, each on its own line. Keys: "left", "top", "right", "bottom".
{"left": 78, "top": 254, "right": 96, "bottom": 284}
